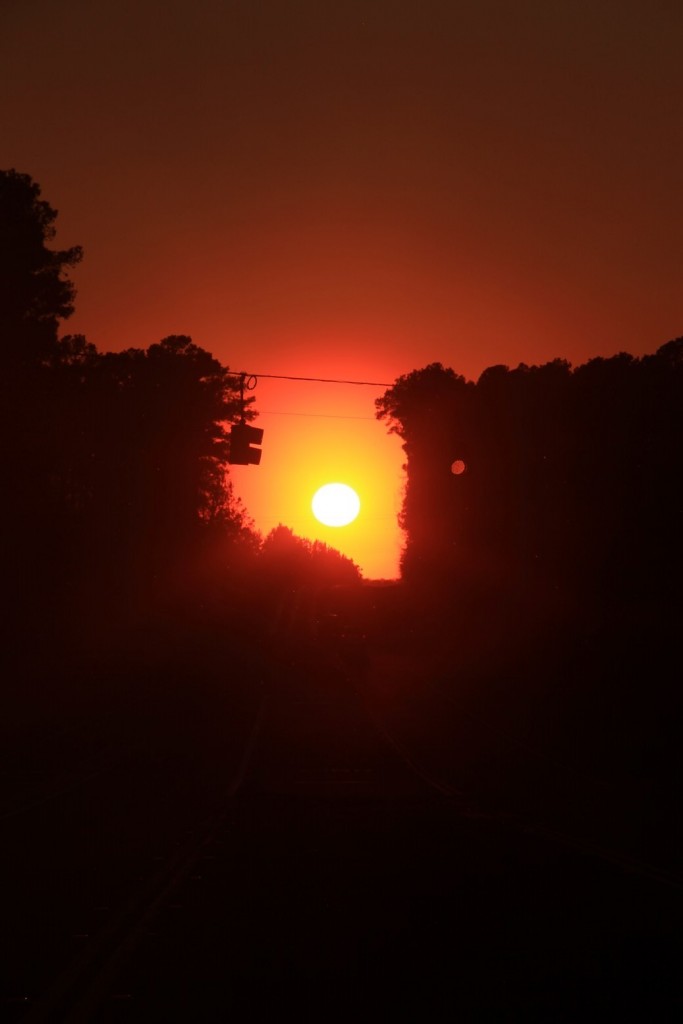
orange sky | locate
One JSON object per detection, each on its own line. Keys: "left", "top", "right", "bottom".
{"left": 2, "top": 1, "right": 682, "bottom": 577}
{"left": 231, "top": 375, "right": 404, "bottom": 579}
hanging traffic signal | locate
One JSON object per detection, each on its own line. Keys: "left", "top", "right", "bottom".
{"left": 229, "top": 421, "right": 263, "bottom": 465}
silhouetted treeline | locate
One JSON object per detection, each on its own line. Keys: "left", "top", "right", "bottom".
{"left": 377, "top": 350, "right": 683, "bottom": 610}
{"left": 1, "top": 169, "right": 358, "bottom": 660}
{"left": 258, "top": 525, "right": 361, "bottom": 594}
{"left": 377, "top": 355, "right": 683, "bottom": 847}
{"left": 1, "top": 176, "right": 250, "bottom": 641}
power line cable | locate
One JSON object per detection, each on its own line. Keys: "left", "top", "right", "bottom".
{"left": 228, "top": 372, "right": 392, "bottom": 387}
{"left": 258, "top": 409, "right": 376, "bottom": 420}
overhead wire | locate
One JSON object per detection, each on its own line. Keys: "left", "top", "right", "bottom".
{"left": 227, "top": 372, "right": 393, "bottom": 387}
{"left": 258, "top": 409, "right": 376, "bottom": 420}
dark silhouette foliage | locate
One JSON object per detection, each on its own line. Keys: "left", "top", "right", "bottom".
{"left": 377, "top": 349, "right": 683, "bottom": 851}
{"left": 258, "top": 525, "right": 362, "bottom": 593}
{"left": 0, "top": 171, "right": 259, "bottom": 654}
{"left": 377, "top": 347, "right": 683, "bottom": 607}
{"left": 57, "top": 335, "right": 255, "bottom": 613}
{"left": 1, "top": 168, "right": 366, "bottom": 665}
{"left": 0, "top": 168, "right": 82, "bottom": 367}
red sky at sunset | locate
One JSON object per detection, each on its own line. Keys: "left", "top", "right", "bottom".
{"left": 2, "top": 0, "right": 681, "bottom": 578}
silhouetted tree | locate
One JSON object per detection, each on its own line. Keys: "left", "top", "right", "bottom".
{"left": 0, "top": 169, "right": 82, "bottom": 368}
{"left": 0, "top": 169, "right": 259, "bottom": 649}
{"left": 0, "top": 171, "right": 85, "bottom": 645}
{"left": 377, "top": 346, "right": 683, "bottom": 608}
{"left": 258, "top": 525, "right": 361, "bottom": 594}
{"left": 376, "top": 363, "right": 473, "bottom": 583}
{"left": 50, "top": 334, "right": 257, "bottom": 619}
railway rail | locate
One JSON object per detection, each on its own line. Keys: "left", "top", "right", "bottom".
{"left": 3, "top": 589, "right": 681, "bottom": 1019}
{"left": 5, "top": 659, "right": 442, "bottom": 1021}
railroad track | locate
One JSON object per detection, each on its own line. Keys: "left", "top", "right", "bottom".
{"left": 8, "top": 695, "right": 266, "bottom": 1023}
{"left": 5, "top": 603, "right": 681, "bottom": 1020}
{"left": 5, "top": 644, "right": 471, "bottom": 1021}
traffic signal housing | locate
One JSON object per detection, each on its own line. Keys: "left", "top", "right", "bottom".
{"left": 229, "top": 422, "right": 263, "bottom": 465}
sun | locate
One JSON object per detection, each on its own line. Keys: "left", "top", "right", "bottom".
{"left": 312, "top": 483, "right": 361, "bottom": 527}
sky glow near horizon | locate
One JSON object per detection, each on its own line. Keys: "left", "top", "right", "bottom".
{"left": 2, "top": 0, "right": 681, "bottom": 577}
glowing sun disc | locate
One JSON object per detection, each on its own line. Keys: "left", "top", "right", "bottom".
{"left": 312, "top": 483, "right": 360, "bottom": 527}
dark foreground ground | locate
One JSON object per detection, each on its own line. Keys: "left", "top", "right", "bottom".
{"left": 2, "top": 586, "right": 681, "bottom": 1021}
